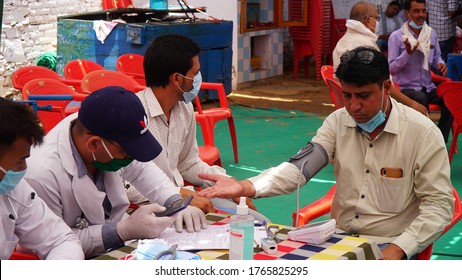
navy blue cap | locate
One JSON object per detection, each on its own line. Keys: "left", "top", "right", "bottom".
{"left": 78, "top": 86, "right": 161, "bottom": 162}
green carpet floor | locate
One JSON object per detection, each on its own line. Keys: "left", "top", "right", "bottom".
{"left": 197, "top": 104, "right": 462, "bottom": 260}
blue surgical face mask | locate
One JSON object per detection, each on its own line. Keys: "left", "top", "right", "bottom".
{"left": 0, "top": 166, "right": 27, "bottom": 195}
{"left": 407, "top": 12, "right": 424, "bottom": 29}
{"left": 93, "top": 140, "right": 134, "bottom": 172}
{"left": 356, "top": 83, "right": 388, "bottom": 133}
{"left": 178, "top": 71, "right": 202, "bottom": 104}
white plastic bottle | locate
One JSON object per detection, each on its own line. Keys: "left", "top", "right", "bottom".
{"left": 229, "top": 197, "right": 254, "bottom": 260}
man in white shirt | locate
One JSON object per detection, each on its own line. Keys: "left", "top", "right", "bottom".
{"left": 131, "top": 34, "right": 267, "bottom": 221}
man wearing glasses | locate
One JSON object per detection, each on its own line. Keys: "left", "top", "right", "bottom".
{"left": 333, "top": 1, "right": 428, "bottom": 115}
{"left": 24, "top": 86, "right": 207, "bottom": 259}
{"left": 198, "top": 46, "right": 454, "bottom": 260}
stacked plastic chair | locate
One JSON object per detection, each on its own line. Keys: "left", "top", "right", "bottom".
{"left": 22, "top": 78, "right": 75, "bottom": 134}
{"left": 12, "top": 66, "right": 82, "bottom": 96}
{"left": 81, "top": 70, "right": 145, "bottom": 94}
{"left": 64, "top": 59, "right": 105, "bottom": 80}
{"left": 289, "top": 0, "right": 340, "bottom": 80}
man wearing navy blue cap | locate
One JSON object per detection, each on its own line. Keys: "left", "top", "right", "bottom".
{"left": 24, "top": 86, "right": 207, "bottom": 259}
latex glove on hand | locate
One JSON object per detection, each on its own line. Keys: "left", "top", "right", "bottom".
{"left": 117, "top": 203, "right": 177, "bottom": 241}
{"left": 174, "top": 205, "right": 208, "bottom": 233}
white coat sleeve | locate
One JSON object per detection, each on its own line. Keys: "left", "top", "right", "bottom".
{"left": 12, "top": 181, "right": 84, "bottom": 260}
{"left": 122, "top": 161, "right": 180, "bottom": 205}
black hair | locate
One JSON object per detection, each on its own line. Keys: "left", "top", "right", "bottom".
{"left": 0, "top": 98, "right": 44, "bottom": 155}
{"left": 403, "top": 0, "right": 425, "bottom": 11}
{"left": 335, "top": 46, "right": 390, "bottom": 87}
{"left": 389, "top": 1, "right": 401, "bottom": 9}
{"left": 143, "top": 34, "right": 200, "bottom": 87}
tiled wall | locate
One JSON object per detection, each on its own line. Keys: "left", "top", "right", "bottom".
{"left": 237, "top": 0, "right": 284, "bottom": 84}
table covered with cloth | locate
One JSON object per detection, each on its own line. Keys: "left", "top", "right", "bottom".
{"left": 94, "top": 213, "right": 382, "bottom": 260}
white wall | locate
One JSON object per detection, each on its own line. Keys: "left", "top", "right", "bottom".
{"left": 1, "top": 0, "right": 101, "bottom": 96}
{"left": 186, "top": 0, "right": 238, "bottom": 89}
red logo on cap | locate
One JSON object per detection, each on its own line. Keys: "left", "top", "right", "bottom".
{"left": 140, "top": 116, "right": 149, "bottom": 134}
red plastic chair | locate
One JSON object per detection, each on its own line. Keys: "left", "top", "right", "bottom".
{"left": 12, "top": 66, "right": 82, "bottom": 97}
{"left": 438, "top": 81, "right": 462, "bottom": 163}
{"left": 64, "top": 59, "right": 105, "bottom": 80}
{"left": 116, "top": 54, "right": 146, "bottom": 86}
{"left": 81, "top": 70, "right": 145, "bottom": 94}
{"left": 102, "top": 0, "right": 133, "bottom": 9}
{"left": 194, "top": 104, "right": 222, "bottom": 167}
{"left": 9, "top": 246, "right": 40, "bottom": 260}
{"left": 325, "top": 77, "right": 344, "bottom": 109}
{"left": 292, "top": 184, "right": 462, "bottom": 260}
{"left": 321, "top": 65, "right": 344, "bottom": 109}
{"left": 194, "top": 82, "right": 238, "bottom": 163}
{"left": 22, "top": 78, "right": 76, "bottom": 133}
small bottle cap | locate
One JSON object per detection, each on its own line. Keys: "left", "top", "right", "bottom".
{"left": 236, "top": 196, "right": 248, "bottom": 215}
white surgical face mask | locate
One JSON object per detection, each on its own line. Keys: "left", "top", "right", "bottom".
{"left": 178, "top": 71, "right": 202, "bottom": 103}
{"left": 356, "top": 83, "right": 388, "bottom": 133}
{"left": 407, "top": 12, "right": 424, "bottom": 29}
{"left": 368, "top": 16, "right": 379, "bottom": 33}
{"left": 0, "top": 166, "right": 27, "bottom": 195}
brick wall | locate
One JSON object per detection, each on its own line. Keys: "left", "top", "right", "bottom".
{"left": 0, "top": 0, "right": 102, "bottom": 97}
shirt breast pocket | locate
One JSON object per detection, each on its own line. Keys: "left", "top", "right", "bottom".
{"left": 375, "top": 176, "right": 411, "bottom": 213}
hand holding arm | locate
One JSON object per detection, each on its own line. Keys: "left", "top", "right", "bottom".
{"left": 116, "top": 203, "right": 176, "bottom": 241}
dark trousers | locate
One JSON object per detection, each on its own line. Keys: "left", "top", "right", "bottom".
{"left": 402, "top": 88, "right": 453, "bottom": 143}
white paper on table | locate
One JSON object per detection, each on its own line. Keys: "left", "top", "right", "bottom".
{"left": 158, "top": 225, "right": 230, "bottom": 250}
{"left": 158, "top": 225, "right": 270, "bottom": 250}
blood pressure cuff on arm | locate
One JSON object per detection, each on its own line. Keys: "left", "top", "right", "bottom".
{"left": 288, "top": 142, "right": 329, "bottom": 181}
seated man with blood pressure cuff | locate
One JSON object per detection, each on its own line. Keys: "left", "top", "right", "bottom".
{"left": 197, "top": 46, "right": 454, "bottom": 260}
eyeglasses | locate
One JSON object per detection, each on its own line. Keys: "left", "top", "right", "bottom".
{"left": 340, "top": 49, "right": 375, "bottom": 65}
{"left": 366, "top": 15, "right": 381, "bottom": 22}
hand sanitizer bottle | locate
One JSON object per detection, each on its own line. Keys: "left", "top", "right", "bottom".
{"left": 229, "top": 197, "right": 254, "bottom": 260}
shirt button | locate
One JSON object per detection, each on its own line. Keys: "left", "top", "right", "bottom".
{"left": 366, "top": 169, "right": 370, "bottom": 174}
{"left": 355, "top": 215, "right": 359, "bottom": 219}
{"left": 361, "top": 194, "right": 365, "bottom": 199}
{"left": 369, "top": 144, "right": 373, "bottom": 148}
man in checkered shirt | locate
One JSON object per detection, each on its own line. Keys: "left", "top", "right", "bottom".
{"left": 427, "top": 0, "right": 462, "bottom": 62}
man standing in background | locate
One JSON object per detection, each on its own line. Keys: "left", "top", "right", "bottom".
{"left": 427, "top": 0, "right": 462, "bottom": 62}
{"left": 377, "top": 1, "right": 404, "bottom": 52}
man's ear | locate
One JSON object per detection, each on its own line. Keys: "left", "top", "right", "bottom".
{"left": 86, "top": 135, "right": 101, "bottom": 154}
{"left": 170, "top": 72, "right": 180, "bottom": 86}
{"left": 384, "top": 80, "right": 392, "bottom": 95}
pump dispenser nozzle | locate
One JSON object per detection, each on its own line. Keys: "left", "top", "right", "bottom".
{"left": 236, "top": 196, "right": 249, "bottom": 215}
